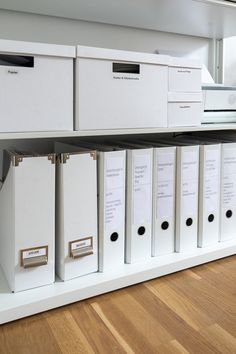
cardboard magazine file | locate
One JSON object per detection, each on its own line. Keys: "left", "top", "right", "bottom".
{"left": 55, "top": 143, "right": 98, "bottom": 281}
{"left": 0, "top": 150, "right": 55, "bottom": 292}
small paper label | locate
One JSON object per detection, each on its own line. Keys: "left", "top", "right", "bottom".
{"left": 205, "top": 176, "right": 219, "bottom": 213}
{"left": 205, "top": 149, "right": 220, "bottom": 178}
{"left": 204, "top": 149, "right": 220, "bottom": 213}
{"left": 182, "top": 180, "right": 198, "bottom": 215}
{"left": 134, "top": 184, "right": 152, "bottom": 224}
{"left": 182, "top": 151, "right": 198, "bottom": 181}
{"left": 105, "top": 156, "right": 124, "bottom": 190}
{"left": 105, "top": 189, "right": 124, "bottom": 230}
{"left": 222, "top": 174, "right": 236, "bottom": 207}
{"left": 222, "top": 149, "right": 236, "bottom": 207}
{"left": 22, "top": 247, "right": 47, "bottom": 260}
{"left": 134, "top": 154, "right": 151, "bottom": 186}
{"left": 157, "top": 152, "right": 175, "bottom": 182}
{"left": 156, "top": 152, "right": 175, "bottom": 219}
{"left": 223, "top": 149, "right": 236, "bottom": 175}
{"left": 182, "top": 150, "right": 199, "bottom": 215}
{"left": 71, "top": 238, "right": 92, "bottom": 251}
{"left": 133, "top": 153, "right": 152, "bottom": 224}
{"left": 105, "top": 155, "right": 125, "bottom": 232}
{"left": 157, "top": 181, "right": 174, "bottom": 219}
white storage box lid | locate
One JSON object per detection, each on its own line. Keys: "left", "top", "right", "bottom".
{"left": 0, "top": 39, "right": 76, "bottom": 58}
{"left": 169, "top": 57, "right": 202, "bottom": 69}
{"left": 77, "top": 45, "right": 170, "bottom": 65}
{"left": 168, "top": 92, "right": 203, "bottom": 102}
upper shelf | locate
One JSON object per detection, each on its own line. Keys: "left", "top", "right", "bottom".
{"left": 1, "top": 0, "right": 236, "bottom": 39}
{"left": 0, "top": 124, "right": 236, "bottom": 141}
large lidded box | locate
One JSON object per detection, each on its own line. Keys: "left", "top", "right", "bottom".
{"left": 75, "top": 46, "right": 169, "bottom": 130}
{"left": 0, "top": 39, "right": 75, "bottom": 132}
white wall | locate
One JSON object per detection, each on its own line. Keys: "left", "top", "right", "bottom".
{"left": 0, "top": 9, "right": 213, "bottom": 71}
{"left": 223, "top": 36, "right": 236, "bottom": 85}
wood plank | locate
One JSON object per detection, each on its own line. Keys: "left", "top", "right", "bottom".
{"left": 0, "top": 256, "right": 236, "bottom": 353}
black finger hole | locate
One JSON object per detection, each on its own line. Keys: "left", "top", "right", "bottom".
{"left": 110, "top": 232, "right": 119, "bottom": 242}
{"left": 226, "top": 210, "right": 232, "bottom": 218}
{"left": 137, "top": 226, "right": 146, "bottom": 236}
{"left": 186, "top": 218, "right": 193, "bottom": 227}
{"left": 161, "top": 221, "right": 169, "bottom": 230}
{"left": 208, "top": 214, "right": 214, "bottom": 222}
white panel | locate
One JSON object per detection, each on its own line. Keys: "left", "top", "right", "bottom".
{"left": 76, "top": 56, "right": 168, "bottom": 130}
{"left": 0, "top": 10, "right": 211, "bottom": 69}
{"left": 0, "top": 53, "right": 73, "bottom": 132}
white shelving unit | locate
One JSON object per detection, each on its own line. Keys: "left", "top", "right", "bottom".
{"left": 0, "top": 0, "right": 236, "bottom": 325}
{"left": 0, "top": 124, "right": 235, "bottom": 324}
{"left": 1, "top": 0, "right": 236, "bottom": 38}
{"left": 1, "top": 240, "right": 235, "bottom": 324}
{"left": 0, "top": 123, "right": 235, "bottom": 141}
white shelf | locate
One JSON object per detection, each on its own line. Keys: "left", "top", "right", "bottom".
{"left": 0, "top": 240, "right": 235, "bottom": 324}
{"left": 1, "top": 124, "right": 236, "bottom": 141}
{"left": 1, "top": 0, "right": 236, "bottom": 38}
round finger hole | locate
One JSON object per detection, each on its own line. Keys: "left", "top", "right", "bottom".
{"left": 226, "top": 210, "right": 233, "bottom": 218}
{"left": 208, "top": 214, "right": 214, "bottom": 222}
{"left": 110, "top": 232, "right": 119, "bottom": 242}
{"left": 161, "top": 221, "right": 169, "bottom": 230}
{"left": 137, "top": 226, "right": 146, "bottom": 236}
{"left": 186, "top": 218, "right": 193, "bottom": 227}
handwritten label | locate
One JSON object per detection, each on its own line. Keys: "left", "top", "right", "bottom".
{"left": 105, "top": 155, "right": 125, "bottom": 231}
{"left": 204, "top": 149, "right": 220, "bottom": 213}
{"left": 71, "top": 238, "right": 92, "bottom": 251}
{"left": 22, "top": 247, "right": 47, "bottom": 260}
{"left": 156, "top": 152, "right": 175, "bottom": 219}
{"left": 133, "top": 153, "right": 152, "bottom": 224}
{"left": 222, "top": 149, "right": 236, "bottom": 207}
{"left": 182, "top": 150, "right": 199, "bottom": 215}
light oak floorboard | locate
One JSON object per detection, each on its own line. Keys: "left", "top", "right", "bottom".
{"left": 0, "top": 255, "right": 236, "bottom": 354}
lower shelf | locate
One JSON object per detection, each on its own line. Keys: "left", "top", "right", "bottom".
{"left": 0, "top": 240, "right": 236, "bottom": 324}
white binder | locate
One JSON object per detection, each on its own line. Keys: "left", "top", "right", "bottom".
{"left": 152, "top": 145, "right": 176, "bottom": 256}
{"left": 112, "top": 142, "right": 153, "bottom": 263}
{"left": 127, "top": 146, "right": 153, "bottom": 263}
{"left": 143, "top": 138, "right": 199, "bottom": 253}
{"left": 55, "top": 143, "right": 98, "bottom": 281}
{"left": 172, "top": 137, "right": 221, "bottom": 247}
{"left": 70, "top": 141, "right": 126, "bottom": 272}
{"left": 130, "top": 140, "right": 176, "bottom": 257}
{"left": 0, "top": 150, "right": 55, "bottom": 292}
{"left": 98, "top": 148, "right": 126, "bottom": 271}
{"left": 193, "top": 134, "right": 236, "bottom": 242}
{"left": 176, "top": 143, "right": 199, "bottom": 252}
{"left": 216, "top": 142, "right": 236, "bottom": 241}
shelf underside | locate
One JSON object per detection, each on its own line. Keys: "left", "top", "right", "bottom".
{"left": 0, "top": 124, "right": 236, "bottom": 141}
{"left": 0, "top": 240, "right": 235, "bottom": 324}
{"left": 1, "top": 0, "right": 236, "bottom": 38}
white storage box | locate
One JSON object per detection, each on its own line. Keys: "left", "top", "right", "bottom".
{"left": 169, "top": 57, "right": 202, "bottom": 92}
{"left": 168, "top": 92, "right": 202, "bottom": 127}
{"left": 0, "top": 39, "right": 75, "bottom": 132}
{"left": 75, "top": 46, "right": 169, "bottom": 130}
{"left": 0, "top": 151, "right": 55, "bottom": 292}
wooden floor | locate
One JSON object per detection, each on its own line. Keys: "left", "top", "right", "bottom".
{"left": 0, "top": 256, "right": 236, "bottom": 354}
